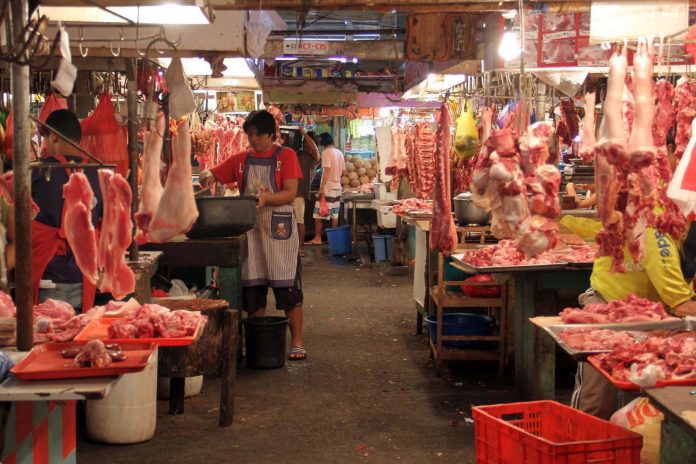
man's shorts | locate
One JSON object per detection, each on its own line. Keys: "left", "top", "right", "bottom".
{"left": 293, "top": 197, "right": 305, "bottom": 225}
{"left": 313, "top": 189, "right": 341, "bottom": 220}
{"left": 242, "top": 261, "right": 303, "bottom": 313}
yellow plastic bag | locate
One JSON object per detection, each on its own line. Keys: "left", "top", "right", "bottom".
{"left": 610, "top": 397, "right": 663, "bottom": 464}
{"left": 559, "top": 215, "right": 602, "bottom": 241}
{"left": 453, "top": 100, "right": 478, "bottom": 160}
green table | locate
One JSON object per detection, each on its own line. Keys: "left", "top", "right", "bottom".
{"left": 646, "top": 386, "right": 696, "bottom": 464}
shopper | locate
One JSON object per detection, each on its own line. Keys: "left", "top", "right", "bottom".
{"left": 31, "top": 109, "right": 103, "bottom": 311}
{"left": 306, "top": 132, "right": 345, "bottom": 245}
{"left": 198, "top": 110, "right": 307, "bottom": 360}
{"left": 295, "top": 127, "right": 320, "bottom": 257}
{"left": 571, "top": 223, "right": 696, "bottom": 419}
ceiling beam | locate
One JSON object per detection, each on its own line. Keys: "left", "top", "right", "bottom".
{"left": 264, "top": 38, "right": 403, "bottom": 61}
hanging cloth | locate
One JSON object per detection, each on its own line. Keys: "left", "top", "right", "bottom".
{"left": 81, "top": 93, "right": 129, "bottom": 175}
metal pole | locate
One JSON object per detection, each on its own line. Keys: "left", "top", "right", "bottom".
{"left": 11, "top": 0, "right": 33, "bottom": 351}
{"left": 126, "top": 60, "right": 139, "bottom": 261}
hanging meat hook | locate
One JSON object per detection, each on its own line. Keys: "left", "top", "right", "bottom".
{"left": 109, "top": 42, "right": 120, "bottom": 57}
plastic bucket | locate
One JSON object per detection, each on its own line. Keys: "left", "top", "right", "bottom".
{"left": 86, "top": 348, "right": 158, "bottom": 444}
{"left": 425, "top": 313, "right": 495, "bottom": 348}
{"left": 372, "top": 234, "right": 394, "bottom": 262}
{"left": 243, "top": 316, "right": 288, "bottom": 369}
{"left": 326, "top": 225, "right": 352, "bottom": 255}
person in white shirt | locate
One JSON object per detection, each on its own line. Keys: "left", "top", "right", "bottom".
{"left": 306, "top": 132, "right": 345, "bottom": 245}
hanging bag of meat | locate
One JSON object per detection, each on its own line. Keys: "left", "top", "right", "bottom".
{"left": 81, "top": 93, "right": 129, "bottom": 176}
{"left": 318, "top": 194, "right": 329, "bottom": 217}
{"left": 453, "top": 100, "right": 479, "bottom": 160}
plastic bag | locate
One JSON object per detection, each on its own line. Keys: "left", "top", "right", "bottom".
{"left": 461, "top": 274, "right": 501, "bottom": 298}
{"left": 453, "top": 101, "right": 479, "bottom": 160}
{"left": 610, "top": 397, "right": 663, "bottom": 464}
{"left": 81, "top": 93, "right": 129, "bottom": 175}
{"left": 628, "top": 363, "right": 665, "bottom": 388}
{"left": 319, "top": 195, "right": 329, "bottom": 217}
{"left": 668, "top": 118, "right": 696, "bottom": 218}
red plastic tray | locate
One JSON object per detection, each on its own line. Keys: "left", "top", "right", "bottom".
{"left": 10, "top": 342, "right": 156, "bottom": 381}
{"left": 587, "top": 356, "right": 696, "bottom": 390}
{"left": 73, "top": 317, "right": 202, "bottom": 346}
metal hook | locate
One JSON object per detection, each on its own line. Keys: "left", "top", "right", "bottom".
{"left": 119, "top": 28, "right": 124, "bottom": 41}
{"left": 79, "top": 41, "right": 88, "bottom": 58}
{"left": 135, "top": 40, "right": 146, "bottom": 57}
{"left": 109, "top": 42, "right": 120, "bottom": 57}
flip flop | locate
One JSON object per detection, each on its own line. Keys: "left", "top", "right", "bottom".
{"left": 288, "top": 346, "right": 307, "bottom": 361}
{"left": 304, "top": 241, "right": 323, "bottom": 246}
{"left": 299, "top": 250, "right": 307, "bottom": 257}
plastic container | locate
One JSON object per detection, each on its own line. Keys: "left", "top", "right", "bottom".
{"left": 86, "top": 348, "right": 158, "bottom": 444}
{"left": 157, "top": 375, "right": 204, "bottom": 399}
{"left": 425, "top": 313, "right": 495, "bottom": 348}
{"left": 243, "top": 316, "right": 288, "bottom": 369}
{"left": 326, "top": 225, "right": 352, "bottom": 255}
{"left": 372, "top": 234, "right": 394, "bottom": 262}
{"left": 472, "top": 401, "right": 642, "bottom": 464}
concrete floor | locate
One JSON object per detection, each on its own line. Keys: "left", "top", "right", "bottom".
{"left": 78, "top": 246, "right": 569, "bottom": 463}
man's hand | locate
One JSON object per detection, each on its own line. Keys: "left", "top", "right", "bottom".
{"left": 256, "top": 193, "right": 268, "bottom": 208}
{"left": 673, "top": 300, "right": 696, "bottom": 317}
{"left": 199, "top": 170, "right": 215, "bottom": 189}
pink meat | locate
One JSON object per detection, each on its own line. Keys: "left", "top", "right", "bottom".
{"left": 33, "top": 299, "right": 75, "bottom": 322}
{"left": 429, "top": 103, "right": 457, "bottom": 255}
{"left": 74, "top": 339, "right": 112, "bottom": 368}
{"left": 62, "top": 172, "right": 98, "bottom": 284}
{"left": 97, "top": 169, "right": 135, "bottom": 300}
{"left": 578, "top": 92, "right": 596, "bottom": 163}
{"left": 147, "top": 118, "right": 199, "bottom": 242}
{"left": 134, "top": 117, "right": 165, "bottom": 244}
{"left": 558, "top": 328, "right": 637, "bottom": 351}
{"left": 0, "top": 291, "right": 15, "bottom": 317}
{"left": 0, "top": 171, "right": 40, "bottom": 219}
{"left": 559, "top": 293, "right": 671, "bottom": 324}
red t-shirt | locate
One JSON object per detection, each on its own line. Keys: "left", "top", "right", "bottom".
{"left": 210, "top": 145, "right": 302, "bottom": 193}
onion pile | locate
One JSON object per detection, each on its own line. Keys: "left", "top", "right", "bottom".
{"left": 341, "top": 156, "right": 379, "bottom": 188}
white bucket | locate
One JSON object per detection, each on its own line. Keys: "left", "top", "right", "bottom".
{"left": 86, "top": 349, "right": 158, "bottom": 444}
{"left": 157, "top": 375, "right": 204, "bottom": 399}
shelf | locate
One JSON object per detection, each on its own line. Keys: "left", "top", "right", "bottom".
{"left": 429, "top": 340, "right": 501, "bottom": 362}
{"left": 430, "top": 286, "right": 503, "bottom": 308}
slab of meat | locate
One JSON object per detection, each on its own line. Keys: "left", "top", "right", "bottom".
{"left": 413, "top": 122, "right": 436, "bottom": 199}
{"left": 593, "top": 333, "right": 696, "bottom": 382}
{"left": 559, "top": 293, "right": 671, "bottom": 324}
{"left": 134, "top": 117, "right": 165, "bottom": 244}
{"left": 674, "top": 77, "right": 696, "bottom": 160}
{"left": 74, "top": 339, "right": 112, "bottom": 368}
{"left": 558, "top": 328, "right": 638, "bottom": 351}
{"left": 146, "top": 118, "right": 199, "bottom": 242}
{"left": 62, "top": 172, "right": 99, "bottom": 284}
{"left": 108, "top": 302, "right": 206, "bottom": 339}
{"left": 554, "top": 98, "right": 579, "bottom": 147}
{"left": 33, "top": 299, "right": 75, "bottom": 322}
{"left": 391, "top": 198, "right": 432, "bottom": 215}
{"left": 460, "top": 239, "right": 556, "bottom": 267}
{"left": 159, "top": 310, "right": 203, "bottom": 338}
{"left": 97, "top": 169, "right": 135, "bottom": 300}
{"left": 0, "top": 291, "right": 15, "bottom": 317}
{"left": 429, "top": 103, "right": 458, "bottom": 255}
{"left": 578, "top": 92, "right": 596, "bottom": 163}
{"left": 0, "top": 171, "right": 39, "bottom": 219}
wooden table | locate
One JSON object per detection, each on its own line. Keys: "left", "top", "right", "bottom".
{"left": 646, "top": 386, "right": 696, "bottom": 464}
{"left": 141, "top": 236, "right": 247, "bottom": 310}
{"left": 155, "top": 298, "right": 240, "bottom": 427}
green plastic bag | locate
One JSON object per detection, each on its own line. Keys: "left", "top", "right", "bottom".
{"left": 453, "top": 100, "right": 479, "bottom": 160}
{"left": 559, "top": 215, "right": 602, "bottom": 241}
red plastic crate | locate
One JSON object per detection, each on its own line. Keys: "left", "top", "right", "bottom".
{"left": 472, "top": 401, "right": 642, "bottom": 464}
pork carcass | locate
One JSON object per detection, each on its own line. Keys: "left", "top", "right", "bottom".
{"left": 146, "top": 118, "right": 199, "bottom": 242}
{"left": 97, "top": 169, "right": 135, "bottom": 300}
{"left": 429, "top": 103, "right": 458, "bottom": 255}
{"left": 62, "top": 172, "right": 98, "bottom": 284}
{"left": 134, "top": 117, "right": 165, "bottom": 244}
{"left": 578, "top": 92, "right": 596, "bottom": 163}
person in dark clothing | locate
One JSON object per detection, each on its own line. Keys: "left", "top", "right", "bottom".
{"left": 295, "top": 127, "right": 320, "bottom": 257}
{"left": 31, "top": 109, "right": 103, "bottom": 311}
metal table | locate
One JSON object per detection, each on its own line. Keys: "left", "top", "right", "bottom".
{"left": 341, "top": 192, "right": 375, "bottom": 260}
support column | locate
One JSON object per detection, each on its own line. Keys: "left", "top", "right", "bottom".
{"left": 126, "top": 59, "right": 139, "bottom": 261}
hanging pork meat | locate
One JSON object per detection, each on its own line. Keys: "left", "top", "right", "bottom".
{"left": 429, "top": 103, "right": 458, "bottom": 255}
{"left": 578, "top": 92, "right": 596, "bottom": 163}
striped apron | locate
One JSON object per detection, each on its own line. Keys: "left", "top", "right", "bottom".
{"left": 241, "top": 147, "right": 299, "bottom": 288}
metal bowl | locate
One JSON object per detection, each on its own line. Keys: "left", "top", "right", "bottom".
{"left": 453, "top": 192, "right": 490, "bottom": 226}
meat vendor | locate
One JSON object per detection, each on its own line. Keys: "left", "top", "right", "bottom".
{"left": 31, "top": 109, "right": 103, "bottom": 311}
{"left": 198, "top": 110, "right": 307, "bottom": 361}
{"left": 572, "top": 222, "right": 696, "bottom": 419}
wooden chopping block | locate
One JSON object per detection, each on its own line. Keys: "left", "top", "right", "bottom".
{"left": 156, "top": 298, "right": 233, "bottom": 378}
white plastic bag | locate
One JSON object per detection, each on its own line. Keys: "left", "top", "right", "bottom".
{"left": 610, "top": 397, "right": 663, "bottom": 464}
{"left": 667, "top": 118, "right": 696, "bottom": 217}
{"left": 628, "top": 363, "right": 666, "bottom": 388}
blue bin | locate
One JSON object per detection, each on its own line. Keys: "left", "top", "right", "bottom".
{"left": 326, "top": 225, "right": 352, "bottom": 255}
{"left": 425, "top": 313, "right": 495, "bottom": 348}
{"left": 372, "top": 234, "right": 394, "bottom": 262}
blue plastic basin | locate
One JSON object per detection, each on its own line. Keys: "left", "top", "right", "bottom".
{"left": 425, "top": 313, "right": 495, "bottom": 348}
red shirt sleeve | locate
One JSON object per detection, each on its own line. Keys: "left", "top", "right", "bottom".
{"left": 210, "top": 152, "right": 245, "bottom": 185}
{"left": 279, "top": 147, "right": 302, "bottom": 183}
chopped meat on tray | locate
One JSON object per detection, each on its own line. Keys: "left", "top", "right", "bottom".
{"left": 558, "top": 328, "right": 638, "bottom": 351}
{"left": 559, "top": 293, "right": 671, "bottom": 324}
{"left": 74, "top": 339, "right": 112, "bottom": 368}
{"left": 108, "top": 303, "right": 206, "bottom": 339}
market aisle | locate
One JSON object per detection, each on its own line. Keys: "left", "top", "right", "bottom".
{"left": 78, "top": 248, "right": 518, "bottom": 463}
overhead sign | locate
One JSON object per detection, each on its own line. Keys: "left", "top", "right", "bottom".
{"left": 283, "top": 39, "right": 330, "bottom": 56}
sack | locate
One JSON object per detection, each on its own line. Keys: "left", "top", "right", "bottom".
{"left": 319, "top": 195, "right": 329, "bottom": 217}
{"left": 668, "top": 118, "right": 696, "bottom": 218}
{"left": 610, "top": 397, "right": 663, "bottom": 464}
{"left": 453, "top": 100, "right": 479, "bottom": 159}
{"left": 461, "top": 274, "right": 501, "bottom": 298}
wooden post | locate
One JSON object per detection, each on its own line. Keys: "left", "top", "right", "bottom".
{"left": 11, "top": 0, "right": 33, "bottom": 351}
{"left": 126, "top": 59, "right": 139, "bottom": 262}
{"left": 219, "top": 309, "right": 239, "bottom": 427}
